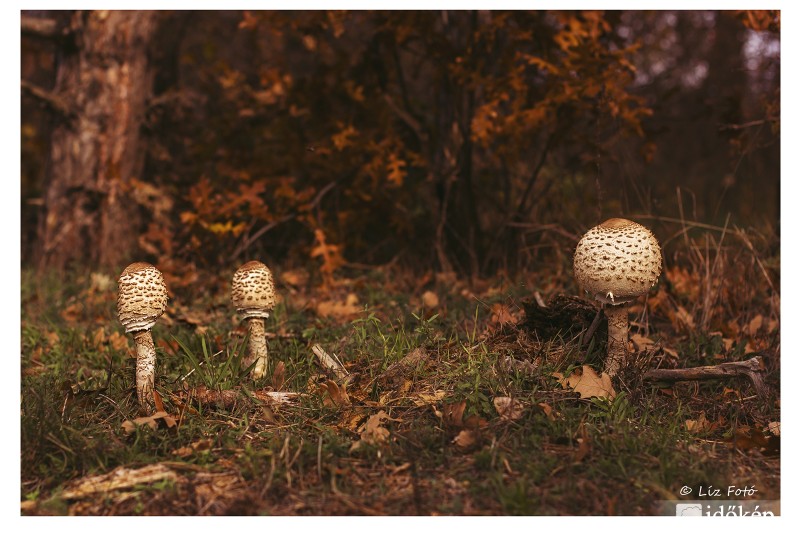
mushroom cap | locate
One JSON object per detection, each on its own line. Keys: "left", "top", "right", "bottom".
{"left": 117, "top": 262, "right": 168, "bottom": 333}
{"left": 573, "top": 218, "right": 662, "bottom": 305}
{"left": 231, "top": 260, "right": 276, "bottom": 320}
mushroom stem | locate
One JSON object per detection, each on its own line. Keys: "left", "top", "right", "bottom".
{"left": 604, "top": 304, "right": 629, "bottom": 377}
{"left": 133, "top": 329, "right": 156, "bottom": 409}
{"left": 245, "top": 317, "right": 268, "bottom": 380}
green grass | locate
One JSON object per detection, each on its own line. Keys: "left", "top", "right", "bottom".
{"left": 20, "top": 267, "right": 780, "bottom": 515}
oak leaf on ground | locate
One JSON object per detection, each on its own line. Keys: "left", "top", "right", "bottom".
{"left": 493, "top": 397, "right": 525, "bottom": 421}
{"left": 553, "top": 365, "right": 616, "bottom": 400}
{"left": 121, "top": 411, "right": 177, "bottom": 434}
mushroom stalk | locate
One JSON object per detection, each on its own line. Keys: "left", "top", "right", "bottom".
{"left": 244, "top": 317, "right": 268, "bottom": 379}
{"left": 133, "top": 329, "right": 156, "bottom": 408}
{"left": 604, "top": 304, "right": 629, "bottom": 377}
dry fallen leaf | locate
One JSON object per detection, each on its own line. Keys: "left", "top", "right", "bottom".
{"left": 172, "top": 439, "right": 213, "bottom": 458}
{"left": 316, "top": 293, "right": 361, "bottom": 319}
{"left": 685, "top": 412, "right": 717, "bottom": 433}
{"left": 61, "top": 302, "right": 83, "bottom": 323}
{"left": 493, "top": 397, "right": 525, "bottom": 421}
{"left": 45, "top": 331, "right": 60, "bottom": 348}
{"left": 747, "top": 315, "right": 764, "bottom": 335}
{"left": 630, "top": 333, "right": 656, "bottom": 351}
{"left": 767, "top": 319, "right": 779, "bottom": 334}
{"left": 107, "top": 331, "right": 130, "bottom": 351}
{"left": 554, "top": 365, "right": 616, "bottom": 400}
{"left": 350, "top": 410, "right": 396, "bottom": 452}
{"left": 412, "top": 390, "right": 447, "bottom": 406}
{"left": 121, "top": 411, "right": 177, "bottom": 434}
{"left": 320, "top": 380, "right": 350, "bottom": 407}
{"left": 281, "top": 269, "right": 309, "bottom": 288}
{"left": 442, "top": 400, "right": 467, "bottom": 427}
{"left": 730, "top": 425, "right": 779, "bottom": 456}
{"left": 92, "top": 327, "right": 107, "bottom": 349}
{"left": 421, "top": 290, "right": 439, "bottom": 308}
{"left": 452, "top": 429, "right": 479, "bottom": 450}
{"left": 489, "top": 303, "right": 517, "bottom": 327}
{"left": 537, "top": 402, "right": 558, "bottom": 421}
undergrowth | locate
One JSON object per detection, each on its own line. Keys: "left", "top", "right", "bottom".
{"left": 20, "top": 226, "right": 780, "bottom": 515}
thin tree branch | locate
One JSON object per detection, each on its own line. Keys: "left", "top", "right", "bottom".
{"left": 481, "top": 132, "right": 553, "bottom": 271}
{"left": 21, "top": 16, "right": 62, "bottom": 39}
{"left": 718, "top": 118, "right": 778, "bottom": 131}
{"left": 21, "top": 80, "right": 77, "bottom": 121}
{"left": 384, "top": 94, "right": 426, "bottom": 144}
{"left": 229, "top": 180, "right": 338, "bottom": 262}
{"left": 514, "top": 131, "right": 554, "bottom": 216}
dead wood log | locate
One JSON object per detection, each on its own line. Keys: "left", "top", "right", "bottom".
{"left": 643, "top": 356, "right": 767, "bottom": 397}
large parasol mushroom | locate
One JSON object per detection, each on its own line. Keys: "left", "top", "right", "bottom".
{"left": 573, "top": 218, "right": 662, "bottom": 376}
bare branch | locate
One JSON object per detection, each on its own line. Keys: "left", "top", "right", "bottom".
{"left": 643, "top": 356, "right": 767, "bottom": 397}
{"left": 719, "top": 118, "right": 778, "bottom": 131}
{"left": 384, "top": 94, "right": 427, "bottom": 143}
{"left": 21, "top": 80, "right": 77, "bottom": 121}
{"left": 21, "top": 16, "right": 63, "bottom": 39}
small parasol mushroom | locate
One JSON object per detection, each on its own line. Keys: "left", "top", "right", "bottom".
{"left": 117, "top": 262, "right": 169, "bottom": 410}
{"left": 231, "top": 260, "right": 277, "bottom": 379}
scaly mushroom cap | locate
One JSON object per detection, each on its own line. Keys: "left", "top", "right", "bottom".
{"left": 574, "top": 218, "right": 662, "bottom": 305}
{"left": 117, "top": 262, "right": 168, "bottom": 333}
{"left": 231, "top": 260, "right": 276, "bottom": 320}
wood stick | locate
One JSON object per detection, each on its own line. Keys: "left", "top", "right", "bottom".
{"left": 643, "top": 356, "right": 767, "bottom": 397}
{"left": 311, "top": 344, "right": 348, "bottom": 379}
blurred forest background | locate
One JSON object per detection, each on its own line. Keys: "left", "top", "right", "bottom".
{"left": 21, "top": 10, "right": 780, "bottom": 286}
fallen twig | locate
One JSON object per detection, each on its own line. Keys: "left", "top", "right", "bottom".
{"left": 190, "top": 386, "right": 301, "bottom": 410}
{"left": 643, "top": 356, "right": 767, "bottom": 397}
{"left": 500, "top": 355, "right": 539, "bottom": 375}
{"left": 312, "top": 344, "right": 348, "bottom": 380}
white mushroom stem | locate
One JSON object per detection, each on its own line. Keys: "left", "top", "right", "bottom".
{"left": 604, "top": 304, "right": 629, "bottom": 377}
{"left": 133, "top": 329, "right": 156, "bottom": 409}
{"left": 245, "top": 317, "right": 268, "bottom": 380}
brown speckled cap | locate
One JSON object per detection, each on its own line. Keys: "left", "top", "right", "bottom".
{"left": 573, "top": 218, "right": 662, "bottom": 305}
{"left": 117, "top": 262, "right": 168, "bottom": 333}
{"left": 231, "top": 260, "right": 276, "bottom": 320}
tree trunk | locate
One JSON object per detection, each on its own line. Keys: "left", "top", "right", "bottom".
{"left": 36, "top": 10, "right": 159, "bottom": 270}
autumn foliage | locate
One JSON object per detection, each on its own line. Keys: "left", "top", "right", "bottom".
{"left": 22, "top": 10, "right": 780, "bottom": 283}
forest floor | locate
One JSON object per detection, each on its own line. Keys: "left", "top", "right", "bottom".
{"left": 20, "top": 241, "right": 781, "bottom": 516}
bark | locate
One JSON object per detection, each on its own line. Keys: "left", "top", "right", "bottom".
{"left": 604, "top": 305, "right": 629, "bottom": 377}
{"left": 245, "top": 317, "right": 269, "bottom": 380}
{"left": 133, "top": 329, "right": 156, "bottom": 411}
{"left": 36, "top": 10, "right": 159, "bottom": 270}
